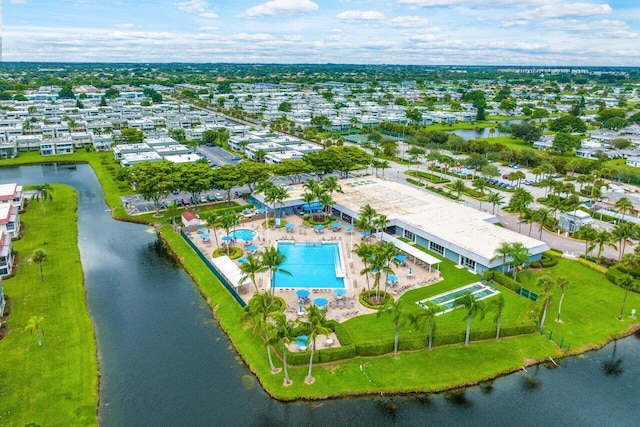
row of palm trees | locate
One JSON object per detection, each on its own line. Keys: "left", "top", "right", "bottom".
{"left": 301, "top": 176, "right": 343, "bottom": 219}
{"left": 241, "top": 291, "right": 333, "bottom": 385}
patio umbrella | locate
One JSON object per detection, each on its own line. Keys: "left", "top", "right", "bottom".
{"left": 247, "top": 244, "right": 259, "bottom": 252}
{"left": 197, "top": 226, "right": 207, "bottom": 233}
{"left": 361, "top": 231, "right": 371, "bottom": 236}
{"left": 344, "top": 225, "right": 354, "bottom": 231}
{"left": 314, "top": 224, "right": 325, "bottom": 230}
{"left": 296, "top": 289, "right": 310, "bottom": 299}
{"left": 221, "top": 236, "right": 233, "bottom": 242}
{"left": 314, "top": 297, "right": 328, "bottom": 308}
{"left": 295, "top": 335, "right": 308, "bottom": 347}
{"left": 237, "top": 257, "right": 249, "bottom": 263}
{"left": 395, "top": 255, "right": 407, "bottom": 262}
{"left": 201, "top": 233, "right": 211, "bottom": 239}
{"left": 387, "top": 274, "right": 398, "bottom": 282}
{"left": 242, "top": 235, "right": 254, "bottom": 242}
{"left": 331, "top": 221, "right": 340, "bottom": 227}
{"left": 285, "top": 223, "right": 294, "bottom": 229}
{"left": 334, "top": 289, "right": 346, "bottom": 297}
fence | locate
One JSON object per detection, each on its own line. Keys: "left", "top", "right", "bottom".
{"left": 518, "top": 287, "right": 539, "bottom": 302}
{"left": 179, "top": 229, "right": 246, "bottom": 308}
{"left": 540, "top": 327, "right": 571, "bottom": 350}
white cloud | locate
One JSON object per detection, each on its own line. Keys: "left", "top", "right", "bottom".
{"left": 175, "top": 0, "right": 218, "bottom": 18}
{"left": 336, "top": 10, "right": 385, "bottom": 20}
{"left": 115, "top": 23, "right": 136, "bottom": 29}
{"left": 501, "top": 20, "right": 530, "bottom": 27}
{"left": 398, "top": 0, "right": 558, "bottom": 7}
{"left": 385, "top": 16, "right": 430, "bottom": 27}
{"left": 515, "top": 3, "right": 613, "bottom": 20}
{"left": 539, "top": 19, "right": 638, "bottom": 38}
{"left": 243, "top": 0, "right": 319, "bottom": 17}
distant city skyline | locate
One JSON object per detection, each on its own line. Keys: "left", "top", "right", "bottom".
{"left": 2, "top": 0, "right": 639, "bottom": 65}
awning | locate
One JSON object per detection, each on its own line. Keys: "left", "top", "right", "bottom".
{"left": 210, "top": 255, "right": 252, "bottom": 288}
{"left": 381, "top": 233, "right": 441, "bottom": 268}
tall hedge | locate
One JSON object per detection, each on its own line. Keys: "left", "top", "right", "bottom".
{"left": 484, "top": 270, "right": 521, "bottom": 293}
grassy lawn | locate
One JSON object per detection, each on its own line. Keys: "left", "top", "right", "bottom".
{"left": 518, "top": 258, "right": 640, "bottom": 350}
{"left": 0, "top": 185, "right": 98, "bottom": 426}
{"left": 476, "top": 136, "right": 530, "bottom": 150}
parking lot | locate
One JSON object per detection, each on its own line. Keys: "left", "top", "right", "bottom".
{"left": 196, "top": 145, "right": 242, "bottom": 167}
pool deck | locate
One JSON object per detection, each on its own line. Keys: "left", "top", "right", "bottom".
{"left": 186, "top": 212, "right": 442, "bottom": 336}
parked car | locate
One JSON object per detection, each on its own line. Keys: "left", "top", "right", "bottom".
{"left": 199, "top": 196, "right": 208, "bottom": 203}
{"left": 523, "top": 180, "right": 534, "bottom": 185}
{"left": 502, "top": 174, "right": 509, "bottom": 179}
{"left": 215, "top": 193, "right": 223, "bottom": 201}
{"left": 207, "top": 194, "right": 217, "bottom": 202}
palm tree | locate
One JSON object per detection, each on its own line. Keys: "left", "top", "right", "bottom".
{"left": 490, "top": 295, "right": 505, "bottom": 339}
{"left": 532, "top": 208, "right": 553, "bottom": 240}
{"left": 452, "top": 179, "right": 466, "bottom": 200}
{"left": 492, "top": 241, "right": 513, "bottom": 274}
{"left": 377, "top": 299, "right": 409, "bottom": 354}
{"left": 509, "top": 242, "right": 530, "bottom": 280}
{"left": 367, "top": 243, "right": 396, "bottom": 301}
{"left": 321, "top": 175, "right": 343, "bottom": 199}
{"left": 592, "top": 229, "right": 616, "bottom": 261}
{"left": 487, "top": 191, "right": 504, "bottom": 215}
{"left": 204, "top": 212, "right": 220, "bottom": 248}
{"left": 260, "top": 246, "right": 291, "bottom": 297}
{"left": 269, "top": 313, "right": 296, "bottom": 386}
{"left": 373, "top": 214, "right": 388, "bottom": 242}
{"left": 272, "top": 185, "right": 290, "bottom": 222}
{"left": 32, "top": 249, "right": 47, "bottom": 282}
{"left": 354, "top": 242, "right": 375, "bottom": 292}
{"left": 241, "top": 291, "right": 279, "bottom": 373}
{"left": 612, "top": 222, "right": 638, "bottom": 260}
{"left": 25, "top": 315, "right": 45, "bottom": 347}
{"left": 239, "top": 254, "right": 267, "bottom": 293}
{"left": 615, "top": 197, "right": 634, "bottom": 223}
{"left": 411, "top": 301, "right": 441, "bottom": 350}
{"left": 302, "top": 304, "right": 331, "bottom": 384}
{"left": 536, "top": 275, "right": 555, "bottom": 330}
{"left": 31, "top": 183, "right": 54, "bottom": 214}
{"left": 257, "top": 181, "right": 278, "bottom": 240}
{"left": 574, "top": 225, "right": 598, "bottom": 257}
{"left": 617, "top": 274, "right": 636, "bottom": 320}
{"left": 454, "top": 292, "right": 485, "bottom": 345}
{"left": 219, "top": 211, "right": 239, "bottom": 255}
{"left": 555, "top": 277, "right": 570, "bottom": 322}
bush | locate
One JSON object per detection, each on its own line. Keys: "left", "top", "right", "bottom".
{"left": 355, "top": 339, "right": 394, "bottom": 357}
{"left": 333, "top": 322, "right": 352, "bottom": 346}
{"left": 212, "top": 246, "right": 243, "bottom": 259}
{"left": 576, "top": 257, "right": 608, "bottom": 274}
{"left": 484, "top": 270, "right": 521, "bottom": 293}
{"left": 318, "top": 344, "right": 356, "bottom": 363}
{"left": 540, "top": 254, "right": 559, "bottom": 268}
{"left": 406, "top": 178, "right": 425, "bottom": 187}
{"left": 359, "top": 290, "right": 393, "bottom": 309}
{"left": 283, "top": 347, "right": 319, "bottom": 366}
{"left": 397, "top": 335, "right": 427, "bottom": 351}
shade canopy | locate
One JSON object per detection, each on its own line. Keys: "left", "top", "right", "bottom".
{"left": 395, "top": 255, "right": 407, "bottom": 262}
{"left": 314, "top": 224, "right": 325, "bottom": 230}
{"left": 387, "top": 275, "right": 398, "bottom": 282}
{"left": 314, "top": 297, "right": 329, "bottom": 307}
{"left": 302, "top": 202, "right": 323, "bottom": 212}
{"left": 295, "top": 335, "right": 309, "bottom": 346}
{"left": 221, "top": 236, "right": 233, "bottom": 241}
{"left": 247, "top": 245, "right": 259, "bottom": 251}
{"left": 237, "top": 257, "right": 248, "bottom": 263}
{"left": 331, "top": 221, "right": 340, "bottom": 227}
{"left": 296, "top": 289, "right": 310, "bottom": 298}
{"left": 285, "top": 223, "right": 294, "bottom": 228}
{"left": 201, "top": 233, "right": 211, "bottom": 239}
{"left": 242, "top": 236, "right": 254, "bottom": 242}
{"left": 334, "top": 289, "right": 346, "bottom": 296}
{"left": 361, "top": 231, "right": 371, "bottom": 236}
{"left": 197, "top": 226, "right": 207, "bottom": 233}
{"left": 344, "top": 225, "right": 354, "bottom": 231}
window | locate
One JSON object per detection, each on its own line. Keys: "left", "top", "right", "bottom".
{"left": 429, "top": 241, "right": 444, "bottom": 255}
{"left": 461, "top": 256, "right": 476, "bottom": 271}
{"left": 403, "top": 230, "right": 415, "bottom": 242}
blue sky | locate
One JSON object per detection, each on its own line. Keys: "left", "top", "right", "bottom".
{"left": 3, "top": 0, "right": 640, "bottom": 65}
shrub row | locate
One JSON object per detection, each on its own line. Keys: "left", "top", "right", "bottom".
{"left": 358, "top": 290, "right": 393, "bottom": 309}
{"left": 576, "top": 257, "right": 608, "bottom": 274}
{"left": 406, "top": 178, "right": 425, "bottom": 187}
{"left": 424, "top": 185, "right": 458, "bottom": 200}
{"left": 484, "top": 270, "right": 521, "bottom": 293}
{"left": 606, "top": 265, "right": 640, "bottom": 293}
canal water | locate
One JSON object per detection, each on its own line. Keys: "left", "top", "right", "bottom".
{"left": 1, "top": 163, "right": 638, "bottom": 427}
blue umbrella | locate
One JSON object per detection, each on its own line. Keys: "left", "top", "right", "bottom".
{"left": 197, "top": 226, "right": 207, "bottom": 233}
{"left": 387, "top": 274, "right": 398, "bottom": 282}
{"left": 361, "top": 231, "right": 371, "bottom": 236}
{"left": 331, "top": 221, "right": 340, "bottom": 227}
{"left": 295, "top": 335, "right": 309, "bottom": 347}
{"left": 242, "top": 235, "right": 254, "bottom": 242}
{"left": 395, "top": 255, "right": 407, "bottom": 262}
{"left": 334, "top": 289, "right": 346, "bottom": 296}
{"left": 201, "top": 233, "right": 211, "bottom": 239}
{"left": 222, "top": 236, "right": 233, "bottom": 241}
{"left": 237, "top": 257, "right": 248, "bottom": 263}
{"left": 314, "top": 297, "right": 328, "bottom": 308}
{"left": 285, "top": 223, "right": 294, "bottom": 228}
{"left": 247, "top": 245, "right": 259, "bottom": 251}
{"left": 296, "top": 289, "right": 310, "bottom": 299}
{"left": 344, "top": 225, "right": 354, "bottom": 231}
{"left": 314, "top": 224, "right": 325, "bottom": 230}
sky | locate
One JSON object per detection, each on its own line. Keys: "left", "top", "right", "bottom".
{"left": 2, "top": 0, "right": 640, "bottom": 65}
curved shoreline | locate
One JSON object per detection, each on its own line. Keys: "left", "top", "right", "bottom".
{"left": 4, "top": 156, "right": 640, "bottom": 404}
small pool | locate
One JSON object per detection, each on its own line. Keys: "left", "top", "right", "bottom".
{"left": 275, "top": 241, "right": 346, "bottom": 289}
{"left": 417, "top": 282, "right": 500, "bottom": 315}
{"left": 227, "top": 228, "right": 257, "bottom": 241}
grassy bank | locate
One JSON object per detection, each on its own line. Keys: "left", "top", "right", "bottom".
{"left": 0, "top": 185, "right": 98, "bottom": 426}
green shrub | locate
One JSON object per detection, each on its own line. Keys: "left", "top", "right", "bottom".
{"left": 212, "top": 246, "right": 243, "bottom": 259}
{"left": 606, "top": 265, "right": 640, "bottom": 293}
{"left": 406, "top": 178, "right": 425, "bottom": 187}
{"left": 318, "top": 344, "right": 356, "bottom": 363}
{"left": 355, "top": 339, "right": 394, "bottom": 357}
{"left": 540, "top": 254, "right": 559, "bottom": 268}
{"left": 397, "top": 335, "right": 427, "bottom": 351}
{"left": 485, "top": 270, "right": 521, "bottom": 293}
{"left": 283, "top": 347, "right": 319, "bottom": 366}
{"left": 333, "top": 322, "right": 352, "bottom": 346}
{"left": 576, "top": 258, "right": 608, "bottom": 274}
{"left": 358, "top": 290, "right": 393, "bottom": 309}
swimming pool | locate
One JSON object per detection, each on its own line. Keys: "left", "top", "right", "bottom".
{"left": 227, "top": 228, "right": 257, "bottom": 241}
{"left": 275, "top": 241, "right": 346, "bottom": 289}
{"left": 417, "top": 282, "right": 500, "bottom": 315}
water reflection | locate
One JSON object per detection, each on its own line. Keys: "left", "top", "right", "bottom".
{"left": 601, "top": 340, "right": 624, "bottom": 376}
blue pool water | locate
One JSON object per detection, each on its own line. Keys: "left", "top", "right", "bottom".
{"left": 275, "top": 242, "right": 345, "bottom": 289}
{"left": 227, "top": 228, "right": 257, "bottom": 241}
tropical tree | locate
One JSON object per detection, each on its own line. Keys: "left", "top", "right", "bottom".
{"left": 592, "top": 229, "right": 617, "bottom": 261}
{"left": 509, "top": 242, "right": 530, "bottom": 280}
{"left": 537, "top": 275, "right": 555, "bottom": 330}
{"left": 573, "top": 224, "right": 598, "bottom": 257}
{"left": 617, "top": 274, "right": 636, "bottom": 320}
{"left": 377, "top": 299, "right": 409, "bottom": 354}
{"left": 256, "top": 181, "right": 278, "bottom": 241}
{"left": 239, "top": 254, "right": 267, "bottom": 293}
{"left": 490, "top": 295, "right": 505, "bottom": 339}
{"left": 555, "top": 276, "right": 570, "bottom": 322}
{"left": 366, "top": 243, "right": 397, "bottom": 301}
{"left": 32, "top": 249, "right": 47, "bottom": 282}
{"left": 241, "top": 291, "right": 279, "bottom": 373}
{"left": 612, "top": 222, "right": 638, "bottom": 260}
{"left": 219, "top": 211, "right": 239, "bottom": 255}
{"left": 492, "top": 241, "right": 513, "bottom": 273}
{"left": 532, "top": 208, "right": 553, "bottom": 240}
{"left": 411, "top": 301, "right": 441, "bottom": 350}
{"left": 302, "top": 304, "right": 331, "bottom": 384}
{"left": 452, "top": 179, "right": 466, "bottom": 200}
{"left": 354, "top": 242, "right": 375, "bottom": 292}
{"left": 25, "top": 315, "right": 45, "bottom": 347}
{"left": 204, "top": 212, "right": 220, "bottom": 248}
{"left": 373, "top": 214, "right": 388, "bottom": 242}
{"left": 269, "top": 313, "right": 296, "bottom": 386}
{"left": 487, "top": 191, "right": 504, "bottom": 215}
{"left": 31, "top": 183, "right": 54, "bottom": 214}
{"left": 260, "top": 246, "right": 292, "bottom": 297}
{"left": 453, "top": 292, "right": 485, "bottom": 345}
{"left": 615, "top": 197, "right": 634, "bottom": 223}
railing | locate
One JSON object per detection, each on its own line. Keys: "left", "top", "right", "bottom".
{"left": 540, "top": 327, "right": 571, "bottom": 350}
{"left": 179, "top": 229, "right": 246, "bottom": 308}
{"left": 334, "top": 244, "right": 346, "bottom": 278}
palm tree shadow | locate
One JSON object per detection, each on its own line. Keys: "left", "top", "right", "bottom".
{"left": 601, "top": 340, "right": 624, "bottom": 377}
{"left": 444, "top": 388, "right": 472, "bottom": 408}
{"left": 373, "top": 397, "right": 400, "bottom": 421}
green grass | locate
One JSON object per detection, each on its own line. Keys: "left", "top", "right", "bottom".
{"left": 475, "top": 136, "right": 530, "bottom": 150}
{"left": 0, "top": 185, "right": 98, "bottom": 426}
{"left": 425, "top": 121, "right": 495, "bottom": 131}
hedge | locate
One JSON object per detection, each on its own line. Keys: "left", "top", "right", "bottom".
{"left": 355, "top": 339, "right": 395, "bottom": 357}
{"left": 484, "top": 270, "right": 521, "bottom": 293}
{"left": 406, "top": 178, "right": 425, "bottom": 187}
{"left": 358, "top": 290, "right": 393, "bottom": 309}
{"left": 576, "top": 257, "right": 608, "bottom": 274}
{"left": 606, "top": 265, "right": 640, "bottom": 293}
{"left": 397, "top": 335, "right": 427, "bottom": 351}
{"left": 319, "top": 344, "right": 356, "bottom": 363}
{"left": 283, "top": 347, "right": 319, "bottom": 366}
